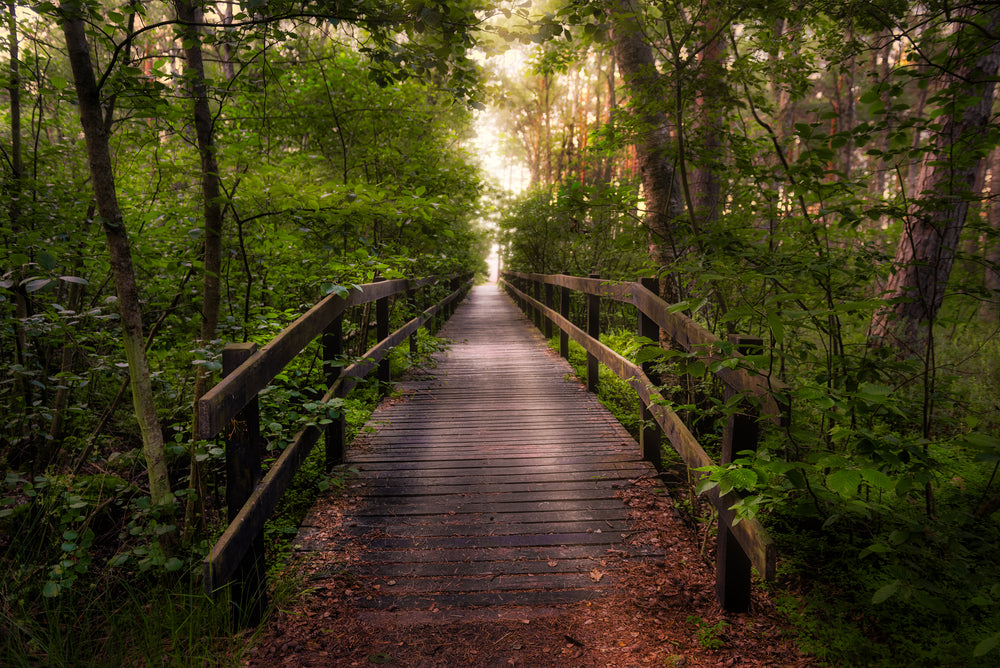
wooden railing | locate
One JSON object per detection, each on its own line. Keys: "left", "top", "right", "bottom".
{"left": 500, "top": 271, "right": 786, "bottom": 612}
{"left": 199, "top": 274, "right": 472, "bottom": 626}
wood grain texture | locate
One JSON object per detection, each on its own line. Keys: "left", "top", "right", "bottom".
{"left": 296, "top": 284, "right": 659, "bottom": 611}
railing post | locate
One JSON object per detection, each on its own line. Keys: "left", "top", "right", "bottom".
{"left": 587, "top": 273, "right": 600, "bottom": 393}
{"left": 716, "top": 335, "right": 763, "bottom": 613}
{"left": 532, "top": 278, "right": 542, "bottom": 330}
{"left": 450, "top": 275, "right": 462, "bottom": 319}
{"left": 222, "top": 342, "right": 267, "bottom": 628}
{"left": 559, "top": 284, "right": 570, "bottom": 360}
{"left": 543, "top": 282, "right": 554, "bottom": 339}
{"left": 407, "top": 282, "right": 418, "bottom": 358}
{"left": 375, "top": 277, "right": 390, "bottom": 389}
{"left": 323, "top": 314, "right": 345, "bottom": 469}
{"left": 637, "top": 277, "right": 662, "bottom": 469}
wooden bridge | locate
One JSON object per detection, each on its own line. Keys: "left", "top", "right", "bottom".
{"left": 198, "top": 272, "right": 781, "bottom": 629}
{"left": 294, "top": 284, "right": 658, "bottom": 615}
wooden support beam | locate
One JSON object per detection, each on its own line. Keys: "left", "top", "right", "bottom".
{"left": 323, "top": 315, "right": 345, "bottom": 469}
{"left": 587, "top": 274, "right": 600, "bottom": 393}
{"left": 637, "top": 277, "right": 662, "bottom": 469}
{"left": 221, "top": 342, "right": 266, "bottom": 629}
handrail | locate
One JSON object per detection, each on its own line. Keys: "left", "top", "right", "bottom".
{"left": 197, "top": 276, "right": 439, "bottom": 440}
{"left": 506, "top": 272, "right": 786, "bottom": 419}
{"left": 500, "top": 271, "right": 783, "bottom": 612}
{"left": 201, "top": 273, "right": 472, "bottom": 626}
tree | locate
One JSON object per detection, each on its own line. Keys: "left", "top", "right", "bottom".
{"left": 59, "top": 0, "right": 173, "bottom": 507}
{"left": 871, "top": 8, "right": 1000, "bottom": 354}
{"left": 607, "top": 0, "right": 686, "bottom": 302}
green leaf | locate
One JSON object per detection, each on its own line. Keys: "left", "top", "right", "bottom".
{"left": 43, "top": 582, "right": 61, "bottom": 598}
{"left": 24, "top": 278, "right": 53, "bottom": 293}
{"left": 728, "top": 468, "right": 758, "bottom": 490}
{"left": 165, "top": 557, "right": 184, "bottom": 572}
{"left": 826, "top": 469, "right": 862, "bottom": 497}
{"left": 974, "top": 631, "right": 1000, "bottom": 657}
{"left": 872, "top": 580, "right": 899, "bottom": 604}
{"left": 685, "top": 360, "right": 706, "bottom": 378}
{"left": 860, "top": 468, "right": 893, "bottom": 491}
{"left": 766, "top": 312, "right": 784, "bottom": 344}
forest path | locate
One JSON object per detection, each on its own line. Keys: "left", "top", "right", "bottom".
{"left": 295, "top": 283, "right": 659, "bottom": 617}
{"left": 245, "top": 285, "right": 807, "bottom": 666}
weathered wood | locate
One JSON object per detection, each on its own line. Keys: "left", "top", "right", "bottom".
{"left": 375, "top": 277, "right": 390, "bottom": 387}
{"left": 587, "top": 273, "right": 601, "bottom": 393}
{"left": 638, "top": 276, "right": 662, "bottom": 469}
{"left": 559, "top": 284, "right": 570, "bottom": 359}
{"left": 203, "top": 275, "right": 471, "bottom": 601}
{"left": 199, "top": 277, "right": 425, "bottom": 440}
{"left": 220, "top": 342, "right": 266, "bottom": 628}
{"left": 544, "top": 282, "right": 554, "bottom": 339}
{"left": 299, "top": 285, "right": 660, "bottom": 612}
{"left": 505, "top": 272, "right": 786, "bottom": 420}
{"left": 501, "top": 275, "right": 776, "bottom": 583}
{"left": 717, "top": 335, "right": 765, "bottom": 611}
{"left": 323, "top": 315, "right": 345, "bottom": 468}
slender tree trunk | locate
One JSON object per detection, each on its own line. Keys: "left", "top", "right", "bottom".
{"left": 691, "top": 17, "right": 725, "bottom": 230}
{"left": 609, "top": 0, "right": 686, "bottom": 303}
{"left": 174, "top": 0, "right": 225, "bottom": 535}
{"left": 7, "top": 1, "right": 22, "bottom": 228}
{"left": 983, "top": 147, "right": 1000, "bottom": 321}
{"left": 6, "top": 2, "right": 34, "bottom": 432}
{"left": 60, "top": 2, "right": 173, "bottom": 506}
{"left": 871, "top": 10, "right": 1000, "bottom": 353}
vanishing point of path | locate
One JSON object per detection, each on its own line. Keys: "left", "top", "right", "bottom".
{"left": 295, "top": 283, "right": 660, "bottom": 619}
{"left": 250, "top": 284, "right": 811, "bottom": 666}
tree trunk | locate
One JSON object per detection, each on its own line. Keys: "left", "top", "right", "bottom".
{"left": 983, "top": 147, "right": 1000, "bottom": 321}
{"left": 608, "top": 0, "right": 686, "bottom": 303}
{"left": 60, "top": 2, "right": 173, "bottom": 507}
{"left": 174, "top": 0, "right": 226, "bottom": 535}
{"left": 871, "top": 9, "right": 1000, "bottom": 353}
{"left": 691, "top": 17, "right": 725, "bottom": 230}
{"left": 7, "top": 1, "right": 22, "bottom": 229}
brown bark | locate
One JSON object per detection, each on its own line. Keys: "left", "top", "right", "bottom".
{"left": 691, "top": 17, "right": 725, "bottom": 229}
{"left": 871, "top": 9, "right": 1000, "bottom": 353}
{"left": 175, "top": 0, "right": 226, "bottom": 535}
{"left": 7, "top": 1, "right": 22, "bottom": 228}
{"left": 60, "top": 1, "right": 173, "bottom": 506}
{"left": 609, "top": 0, "right": 686, "bottom": 303}
{"left": 983, "top": 147, "right": 1000, "bottom": 321}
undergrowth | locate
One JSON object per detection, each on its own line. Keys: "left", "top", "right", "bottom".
{"left": 543, "top": 316, "right": 1000, "bottom": 666}
{"left": 0, "top": 328, "right": 449, "bottom": 665}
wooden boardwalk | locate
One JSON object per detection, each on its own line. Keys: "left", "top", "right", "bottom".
{"left": 295, "top": 284, "right": 659, "bottom": 618}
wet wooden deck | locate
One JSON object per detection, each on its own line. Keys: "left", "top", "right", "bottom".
{"left": 295, "top": 283, "right": 658, "bottom": 617}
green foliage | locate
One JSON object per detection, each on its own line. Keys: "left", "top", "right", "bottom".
{"left": 498, "top": 182, "right": 649, "bottom": 277}
{"left": 686, "top": 615, "right": 729, "bottom": 650}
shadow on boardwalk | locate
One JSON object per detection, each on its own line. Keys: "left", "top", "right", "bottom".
{"left": 244, "top": 284, "right": 812, "bottom": 667}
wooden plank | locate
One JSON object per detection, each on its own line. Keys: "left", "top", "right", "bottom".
{"left": 354, "top": 557, "right": 624, "bottom": 578}
{"left": 360, "top": 572, "right": 613, "bottom": 595}
{"left": 340, "top": 519, "right": 632, "bottom": 537}
{"left": 358, "top": 590, "right": 607, "bottom": 610}
{"left": 342, "top": 509, "right": 629, "bottom": 526}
